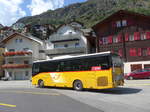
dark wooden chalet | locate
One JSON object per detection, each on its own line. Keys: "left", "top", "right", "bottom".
{"left": 92, "top": 10, "right": 150, "bottom": 71}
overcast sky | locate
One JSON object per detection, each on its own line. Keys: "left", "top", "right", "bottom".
{"left": 0, "top": 0, "right": 87, "bottom": 26}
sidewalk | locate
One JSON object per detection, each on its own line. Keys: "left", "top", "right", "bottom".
{"left": 0, "top": 80, "right": 33, "bottom": 88}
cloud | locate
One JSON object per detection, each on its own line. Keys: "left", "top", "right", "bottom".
{"left": 28, "top": 0, "right": 65, "bottom": 16}
{"left": 0, "top": 0, "right": 26, "bottom": 26}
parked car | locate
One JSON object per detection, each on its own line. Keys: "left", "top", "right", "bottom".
{"left": 125, "top": 69, "right": 150, "bottom": 80}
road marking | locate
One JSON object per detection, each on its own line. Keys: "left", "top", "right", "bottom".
{"left": 125, "top": 83, "right": 150, "bottom": 87}
{"left": 0, "top": 103, "right": 16, "bottom": 107}
{"left": 0, "top": 91, "right": 60, "bottom": 96}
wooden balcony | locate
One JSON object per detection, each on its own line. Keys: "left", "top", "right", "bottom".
{"left": 3, "top": 51, "right": 32, "bottom": 57}
{"left": 45, "top": 47, "right": 86, "bottom": 55}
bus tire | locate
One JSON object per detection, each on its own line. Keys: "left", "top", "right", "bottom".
{"left": 73, "top": 80, "right": 83, "bottom": 91}
{"left": 38, "top": 79, "right": 44, "bottom": 88}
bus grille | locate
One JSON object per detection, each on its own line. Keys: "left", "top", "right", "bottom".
{"left": 97, "top": 77, "right": 108, "bottom": 86}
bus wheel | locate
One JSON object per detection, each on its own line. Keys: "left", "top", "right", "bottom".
{"left": 73, "top": 80, "right": 83, "bottom": 91}
{"left": 38, "top": 79, "right": 44, "bottom": 88}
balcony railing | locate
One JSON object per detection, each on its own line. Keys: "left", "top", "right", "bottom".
{"left": 3, "top": 51, "right": 32, "bottom": 57}
{"left": 49, "top": 34, "right": 80, "bottom": 42}
{"left": 1, "top": 64, "right": 31, "bottom": 69}
{"left": 45, "top": 47, "right": 86, "bottom": 55}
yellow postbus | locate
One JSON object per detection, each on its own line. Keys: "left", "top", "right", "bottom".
{"left": 32, "top": 52, "right": 124, "bottom": 91}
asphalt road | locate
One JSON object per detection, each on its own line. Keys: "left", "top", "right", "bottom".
{"left": 0, "top": 88, "right": 103, "bottom": 112}
{"left": 0, "top": 80, "right": 150, "bottom": 112}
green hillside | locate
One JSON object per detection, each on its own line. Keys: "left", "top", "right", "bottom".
{"left": 16, "top": 0, "right": 150, "bottom": 28}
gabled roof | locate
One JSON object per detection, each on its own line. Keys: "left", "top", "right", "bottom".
{"left": 54, "top": 21, "right": 83, "bottom": 33}
{"left": 0, "top": 32, "right": 44, "bottom": 45}
{"left": 93, "top": 10, "right": 150, "bottom": 29}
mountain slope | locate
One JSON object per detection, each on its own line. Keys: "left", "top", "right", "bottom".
{"left": 16, "top": 0, "right": 150, "bottom": 28}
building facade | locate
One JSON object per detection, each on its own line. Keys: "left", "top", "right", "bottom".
{"left": 22, "top": 24, "right": 55, "bottom": 40}
{"left": 45, "top": 21, "right": 96, "bottom": 59}
{"left": 0, "top": 48, "right": 4, "bottom": 79}
{"left": 1, "top": 33, "right": 46, "bottom": 80}
{"left": 93, "top": 10, "right": 150, "bottom": 73}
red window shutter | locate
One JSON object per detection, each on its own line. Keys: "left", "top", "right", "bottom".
{"left": 138, "top": 48, "right": 142, "bottom": 56}
{"left": 108, "top": 36, "right": 113, "bottom": 44}
{"left": 134, "top": 32, "right": 140, "bottom": 40}
{"left": 130, "top": 48, "right": 137, "bottom": 56}
{"left": 146, "top": 32, "right": 150, "bottom": 39}
{"left": 125, "top": 33, "right": 129, "bottom": 41}
{"left": 133, "top": 48, "right": 137, "bottom": 56}
{"left": 147, "top": 48, "right": 150, "bottom": 55}
{"left": 129, "top": 48, "right": 133, "bottom": 56}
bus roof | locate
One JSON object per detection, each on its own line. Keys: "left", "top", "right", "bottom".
{"left": 34, "top": 51, "right": 112, "bottom": 63}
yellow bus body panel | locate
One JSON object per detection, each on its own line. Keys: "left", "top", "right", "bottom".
{"left": 32, "top": 68, "right": 120, "bottom": 89}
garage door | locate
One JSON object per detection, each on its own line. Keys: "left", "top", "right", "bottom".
{"left": 14, "top": 71, "right": 24, "bottom": 80}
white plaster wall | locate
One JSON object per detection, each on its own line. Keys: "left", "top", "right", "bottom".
{"left": 5, "top": 68, "right": 31, "bottom": 80}
{"left": 6, "top": 35, "right": 33, "bottom": 52}
{"left": 5, "top": 35, "right": 45, "bottom": 60}
{"left": 47, "top": 25, "right": 87, "bottom": 50}
{"left": 3, "top": 35, "right": 45, "bottom": 80}
{"left": 54, "top": 40, "right": 80, "bottom": 48}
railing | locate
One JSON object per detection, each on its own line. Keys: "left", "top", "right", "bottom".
{"left": 3, "top": 51, "right": 32, "bottom": 57}
{"left": 49, "top": 34, "right": 80, "bottom": 42}
{"left": 1, "top": 64, "right": 31, "bottom": 69}
{"left": 45, "top": 47, "right": 86, "bottom": 55}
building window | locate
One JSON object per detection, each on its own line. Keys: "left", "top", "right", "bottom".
{"left": 23, "top": 48, "right": 29, "bottom": 51}
{"left": 54, "top": 44, "right": 58, "bottom": 48}
{"left": 113, "top": 36, "right": 118, "bottom": 43}
{"left": 69, "top": 32, "right": 72, "bottom": 34}
{"left": 129, "top": 35, "right": 134, "bottom": 41}
{"left": 24, "top": 60, "right": 29, "bottom": 64}
{"left": 8, "top": 62, "right": 13, "bottom": 64}
{"left": 142, "top": 48, "right": 148, "bottom": 56}
{"left": 141, "top": 33, "right": 146, "bottom": 40}
{"left": 75, "top": 43, "right": 79, "bottom": 47}
{"left": 102, "top": 37, "right": 108, "bottom": 44}
{"left": 15, "top": 39, "right": 18, "bottom": 43}
{"left": 122, "top": 20, "right": 127, "bottom": 26}
{"left": 39, "top": 50, "right": 45, "bottom": 53}
{"left": 19, "top": 39, "right": 23, "bottom": 43}
{"left": 64, "top": 44, "right": 68, "bottom": 48}
{"left": 25, "top": 71, "right": 29, "bottom": 76}
{"left": 9, "top": 72, "right": 12, "bottom": 77}
{"left": 9, "top": 49, "right": 15, "bottom": 52}
{"left": 116, "top": 21, "right": 121, "bottom": 27}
